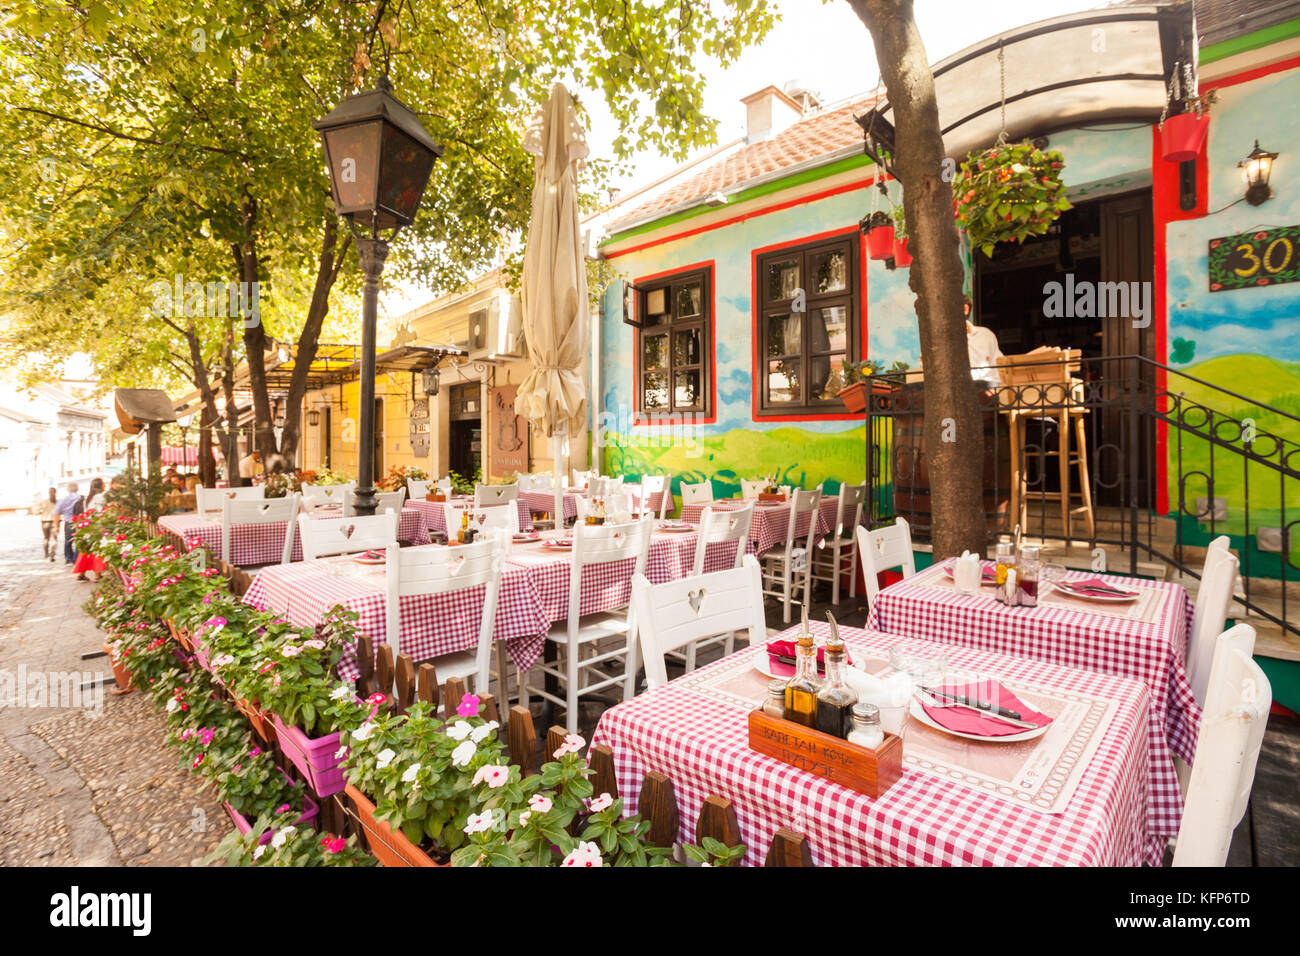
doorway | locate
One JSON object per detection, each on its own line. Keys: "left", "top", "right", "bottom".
{"left": 322, "top": 406, "right": 332, "bottom": 470}
{"left": 374, "top": 397, "right": 385, "bottom": 478}
{"left": 448, "top": 382, "right": 482, "bottom": 481}
{"left": 974, "top": 190, "right": 1156, "bottom": 508}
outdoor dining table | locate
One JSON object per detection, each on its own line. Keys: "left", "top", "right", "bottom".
{"left": 241, "top": 524, "right": 746, "bottom": 680}
{"left": 404, "top": 496, "right": 534, "bottom": 537}
{"left": 157, "top": 504, "right": 432, "bottom": 566}
{"left": 518, "top": 487, "right": 673, "bottom": 524}
{"left": 590, "top": 621, "right": 1162, "bottom": 866}
{"left": 863, "top": 559, "right": 1199, "bottom": 843}
{"left": 679, "top": 497, "right": 835, "bottom": 554}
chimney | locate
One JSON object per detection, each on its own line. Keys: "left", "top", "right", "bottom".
{"left": 741, "top": 85, "right": 805, "bottom": 143}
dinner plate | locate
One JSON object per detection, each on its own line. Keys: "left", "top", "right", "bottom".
{"left": 512, "top": 532, "right": 541, "bottom": 542}
{"left": 541, "top": 540, "right": 573, "bottom": 551}
{"left": 350, "top": 552, "right": 386, "bottom": 565}
{"left": 1051, "top": 581, "right": 1140, "bottom": 603}
{"left": 658, "top": 522, "right": 693, "bottom": 533}
{"left": 753, "top": 647, "right": 855, "bottom": 680}
{"left": 908, "top": 697, "right": 1049, "bottom": 743}
{"left": 753, "top": 501, "right": 783, "bottom": 508}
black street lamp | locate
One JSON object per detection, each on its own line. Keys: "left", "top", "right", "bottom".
{"left": 313, "top": 74, "right": 442, "bottom": 515}
{"left": 1239, "top": 140, "right": 1279, "bottom": 206}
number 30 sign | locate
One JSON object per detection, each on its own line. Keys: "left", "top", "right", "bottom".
{"left": 1209, "top": 225, "right": 1300, "bottom": 291}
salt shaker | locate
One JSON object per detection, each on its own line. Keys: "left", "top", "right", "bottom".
{"left": 847, "top": 702, "right": 885, "bottom": 750}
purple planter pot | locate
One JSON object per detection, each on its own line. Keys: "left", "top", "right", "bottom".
{"left": 223, "top": 792, "right": 320, "bottom": 846}
{"left": 271, "top": 716, "right": 346, "bottom": 797}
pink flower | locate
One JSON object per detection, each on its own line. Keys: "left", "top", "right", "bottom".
{"left": 321, "top": 836, "right": 346, "bottom": 854}
{"left": 456, "top": 693, "right": 480, "bottom": 718}
{"left": 528, "top": 794, "right": 552, "bottom": 814}
{"left": 561, "top": 841, "right": 603, "bottom": 867}
{"left": 589, "top": 792, "right": 614, "bottom": 813}
{"left": 249, "top": 747, "right": 261, "bottom": 757}
{"left": 276, "top": 803, "right": 291, "bottom": 813}
{"left": 552, "top": 733, "right": 585, "bottom": 759}
{"left": 192, "top": 754, "right": 204, "bottom": 768}
{"left": 199, "top": 728, "right": 214, "bottom": 746}
{"left": 471, "top": 764, "right": 509, "bottom": 789}
{"left": 303, "top": 639, "right": 325, "bottom": 650}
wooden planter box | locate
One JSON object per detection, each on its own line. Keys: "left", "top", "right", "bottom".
{"left": 345, "top": 784, "right": 445, "bottom": 867}
{"left": 233, "top": 695, "right": 276, "bottom": 745}
{"left": 165, "top": 618, "right": 194, "bottom": 653}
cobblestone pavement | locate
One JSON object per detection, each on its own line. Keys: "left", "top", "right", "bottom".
{"left": 0, "top": 513, "right": 229, "bottom": 865}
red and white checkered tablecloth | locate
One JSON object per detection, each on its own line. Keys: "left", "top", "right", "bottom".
{"left": 158, "top": 506, "right": 431, "bottom": 566}
{"left": 864, "top": 562, "right": 1199, "bottom": 841}
{"left": 590, "top": 622, "right": 1160, "bottom": 867}
{"left": 405, "top": 497, "right": 533, "bottom": 536}
{"left": 241, "top": 553, "right": 548, "bottom": 679}
{"left": 679, "top": 499, "right": 831, "bottom": 555}
{"left": 519, "top": 490, "right": 578, "bottom": 522}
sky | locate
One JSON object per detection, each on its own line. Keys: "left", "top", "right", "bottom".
{"left": 381, "top": 0, "right": 1109, "bottom": 317}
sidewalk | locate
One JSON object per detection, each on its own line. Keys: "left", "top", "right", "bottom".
{"left": 0, "top": 514, "right": 229, "bottom": 865}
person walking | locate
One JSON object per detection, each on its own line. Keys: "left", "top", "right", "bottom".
{"left": 34, "top": 487, "right": 57, "bottom": 561}
{"left": 54, "top": 482, "right": 82, "bottom": 565}
{"left": 73, "top": 478, "right": 107, "bottom": 581}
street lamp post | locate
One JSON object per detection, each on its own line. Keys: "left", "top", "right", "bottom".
{"left": 313, "top": 73, "right": 442, "bottom": 515}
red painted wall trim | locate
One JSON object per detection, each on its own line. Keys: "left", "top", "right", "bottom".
{"left": 604, "top": 175, "right": 878, "bottom": 261}
{"left": 1202, "top": 53, "right": 1300, "bottom": 92}
{"left": 629, "top": 260, "right": 718, "bottom": 426}
{"left": 749, "top": 226, "right": 870, "bottom": 423}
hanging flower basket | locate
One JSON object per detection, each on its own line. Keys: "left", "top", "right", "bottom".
{"left": 1161, "top": 112, "right": 1210, "bottom": 163}
{"left": 893, "top": 236, "right": 912, "bottom": 267}
{"left": 956, "top": 142, "right": 1070, "bottom": 258}
{"left": 344, "top": 784, "right": 446, "bottom": 867}
{"left": 860, "top": 210, "right": 895, "bottom": 260}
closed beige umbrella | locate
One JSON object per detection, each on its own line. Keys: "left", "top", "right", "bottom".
{"left": 516, "top": 83, "right": 589, "bottom": 510}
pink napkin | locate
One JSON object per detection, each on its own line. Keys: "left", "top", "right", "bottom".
{"left": 1060, "top": 577, "right": 1137, "bottom": 596}
{"left": 920, "top": 681, "right": 1051, "bottom": 738}
{"left": 765, "top": 641, "right": 852, "bottom": 678}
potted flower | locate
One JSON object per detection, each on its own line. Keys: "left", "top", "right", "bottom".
{"left": 836, "top": 360, "right": 877, "bottom": 413}
{"left": 892, "top": 206, "right": 912, "bottom": 267}
{"left": 956, "top": 141, "right": 1070, "bottom": 258}
{"left": 379, "top": 464, "right": 428, "bottom": 492}
{"left": 860, "top": 210, "right": 895, "bottom": 260}
{"left": 1161, "top": 91, "right": 1216, "bottom": 163}
{"left": 208, "top": 811, "right": 376, "bottom": 867}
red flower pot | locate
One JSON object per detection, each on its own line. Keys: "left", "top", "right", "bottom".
{"left": 1161, "top": 113, "right": 1209, "bottom": 163}
{"left": 104, "top": 644, "right": 134, "bottom": 694}
{"left": 866, "top": 225, "right": 896, "bottom": 260}
{"left": 837, "top": 382, "right": 868, "bottom": 414}
{"left": 345, "top": 784, "right": 445, "bottom": 867}
{"left": 893, "top": 236, "right": 912, "bottom": 267}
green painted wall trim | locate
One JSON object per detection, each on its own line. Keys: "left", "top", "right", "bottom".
{"left": 1201, "top": 18, "right": 1300, "bottom": 65}
{"left": 1256, "top": 656, "right": 1300, "bottom": 715}
{"left": 600, "top": 152, "right": 874, "bottom": 248}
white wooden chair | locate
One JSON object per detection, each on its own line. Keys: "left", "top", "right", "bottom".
{"left": 672, "top": 503, "right": 755, "bottom": 671}
{"left": 811, "top": 482, "right": 867, "bottom": 606}
{"left": 635, "top": 475, "right": 671, "bottom": 519}
{"left": 680, "top": 480, "right": 714, "bottom": 507}
{"left": 571, "top": 469, "right": 596, "bottom": 490}
{"left": 1172, "top": 623, "right": 1270, "bottom": 867}
{"left": 633, "top": 555, "right": 767, "bottom": 690}
{"left": 384, "top": 536, "right": 507, "bottom": 689}
{"left": 297, "top": 511, "right": 399, "bottom": 561}
{"left": 475, "top": 504, "right": 521, "bottom": 535}
{"left": 587, "top": 475, "right": 624, "bottom": 497}
{"left": 474, "top": 482, "right": 519, "bottom": 508}
{"left": 854, "top": 517, "right": 916, "bottom": 609}
{"left": 407, "top": 479, "right": 431, "bottom": 499}
{"left": 197, "top": 485, "right": 265, "bottom": 513}
{"left": 220, "top": 493, "right": 300, "bottom": 566}
{"left": 520, "top": 516, "right": 653, "bottom": 733}
{"left": 739, "top": 479, "right": 767, "bottom": 501}
{"left": 1187, "top": 538, "right": 1240, "bottom": 706}
{"left": 343, "top": 487, "right": 405, "bottom": 517}
{"left": 300, "top": 482, "right": 354, "bottom": 510}
{"left": 760, "top": 488, "right": 821, "bottom": 624}
{"left": 434, "top": 476, "right": 452, "bottom": 494}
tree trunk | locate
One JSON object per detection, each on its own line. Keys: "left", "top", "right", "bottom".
{"left": 233, "top": 187, "right": 282, "bottom": 472}
{"left": 169, "top": 316, "right": 230, "bottom": 489}
{"left": 847, "top": 0, "right": 986, "bottom": 559}
{"left": 221, "top": 317, "right": 242, "bottom": 486}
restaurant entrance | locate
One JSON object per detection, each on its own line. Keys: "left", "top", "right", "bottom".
{"left": 448, "top": 382, "right": 482, "bottom": 481}
{"left": 973, "top": 190, "right": 1156, "bottom": 507}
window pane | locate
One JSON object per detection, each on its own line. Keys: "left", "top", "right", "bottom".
{"left": 675, "top": 283, "right": 702, "bottom": 318}
{"left": 674, "top": 370, "right": 702, "bottom": 408}
{"left": 643, "top": 372, "right": 668, "bottom": 410}
{"left": 766, "top": 260, "right": 800, "bottom": 301}
{"left": 809, "top": 305, "right": 848, "bottom": 353}
{"left": 766, "top": 313, "right": 800, "bottom": 357}
{"left": 644, "top": 287, "right": 668, "bottom": 326}
{"left": 643, "top": 333, "right": 667, "bottom": 371}
{"left": 811, "top": 353, "right": 847, "bottom": 401}
{"left": 767, "top": 359, "right": 801, "bottom": 404}
{"left": 673, "top": 327, "right": 701, "bottom": 367}
{"left": 810, "top": 248, "right": 848, "bottom": 293}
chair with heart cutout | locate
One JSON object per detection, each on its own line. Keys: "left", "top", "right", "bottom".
{"left": 297, "top": 510, "right": 400, "bottom": 561}
{"left": 519, "top": 515, "right": 653, "bottom": 733}
{"left": 853, "top": 517, "right": 916, "bottom": 611}
{"left": 632, "top": 555, "right": 767, "bottom": 690}
{"left": 344, "top": 487, "right": 406, "bottom": 517}
{"left": 474, "top": 482, "right": 519, "bottom": 508}
{"left": 221, "top": 493, "right": 301, "bottom": 566}
{"left": 759, "top": 488, "right": 822, "bottom": 624}
{"left": 300, "top": 482, "right": 355, "bottom": 510}
{"left": 669, "top": 503, "right": 758, "bottom": 673}
{"left": 197, "top": 484, "right": 265, "bottom": 513}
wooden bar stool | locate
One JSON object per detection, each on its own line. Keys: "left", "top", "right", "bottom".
{"left": 998, "top": 348, "right": 1095, "bottom": 542}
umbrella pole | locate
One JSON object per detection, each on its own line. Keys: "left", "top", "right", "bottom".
{"left": 552, "top": 431, "right": 565, "bottom": 528}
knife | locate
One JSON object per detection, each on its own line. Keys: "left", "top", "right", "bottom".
{"left": 921, "top": 685, "right": 1024, "bottom": 721}
{"left": 917, "top": 691, "right": 1039, "bottom": 730}
{"left": 1064, "top": 581, "right": 1135, "bottom": 596}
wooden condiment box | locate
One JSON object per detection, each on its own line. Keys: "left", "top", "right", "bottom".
{"left": 758, "top": 492, "right": 786, "bottom": 502}
{"left": 425, "top": 493, "right": 446, "bottom": 502}
{"left": 747, "top": 709, "right": 903, "bottom": 798}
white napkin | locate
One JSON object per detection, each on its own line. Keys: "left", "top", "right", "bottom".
{"left": 953, "top": 550, "right": 982, "bottom": 594}
{"left": 844, "top": 668, "right": 913, "bottom": 708}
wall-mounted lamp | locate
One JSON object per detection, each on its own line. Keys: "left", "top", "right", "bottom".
{"left": 1239, "top": 140, "right": 1278, "bottom": 206}
{"left": 421, "top": 367, "right": 440, "bottom": 396}
{"left": 307, "top": 409, "right": 321, "bottom": 427}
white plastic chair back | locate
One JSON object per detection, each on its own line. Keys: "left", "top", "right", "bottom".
{"left": 529, "top": 473, "right": 555, "bottom": 491}
{"left": 385, "top": 536, "right": 506, "bottom": 671}
{"left": 633, "top": 555, "right": 767, "bottom": 690}
{"left": 407, "top": 479, "right": 431, "bottom": 499}
{"left": 693, "top": 504, "right": 754, "bottom": 575}
{"left": 300, "top": 482, "right": 354, "bottom": 509}
{"left": 831, "top": 483, "right": 867, "bottom": 539}
{"left": 198, "top": 484, "right": 266, "bottom": 513}
{"left": 568, "top": 516, "right": 653, "bottom": 633}
{"left": 680, "top": 480, "right": 714, "bottom": 506}
{"left": 637, "top": 475, "right": 670, "bottom": 519}
{"left": 855, "top": 517, "right": 916, "bottom": 606}
{"left": 1173, "top": 623, "right": 1270, "bottom": 867}
{"left": 434, "top": 476, "right": 452, "bottom": 493}
{"left": 343, "top": 487, "right": 405, "bottom": 518}
{"left": 221, "top": 493, "right": 300, "bottom": 565}
{"left": 571, "top": 469, "right": 596, "bottom": 490}
{"left": 298, "top": 511, "right": 400, "bottom": 561}
{"left": 474, "top": 482, "right": 519, "bottom": 508}
{"left": 474, "top": 504, "right": 521, "bottom": 535}
{"left": 588, "top": 476, "right": 624, "bottom": 497}
{"left": 1187, "top": 546, "right": 1240, "bottom": 707}
{"left": 739, "top": 479, "right": 767, "bottom": 500}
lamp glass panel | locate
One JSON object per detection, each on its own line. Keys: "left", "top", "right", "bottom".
{"left": 323, "top": 122, "right": 382, "bottom": 214}
{"left": 379, "top": 124, "right": 436, "bottom": 224}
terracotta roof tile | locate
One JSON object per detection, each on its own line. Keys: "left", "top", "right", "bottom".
{"left": 607, "top": 96, "right": 877, "bottom": 234}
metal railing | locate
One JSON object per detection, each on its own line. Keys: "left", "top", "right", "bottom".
{"left": 865, "top": 354, "right": 1299, "bottom": 640}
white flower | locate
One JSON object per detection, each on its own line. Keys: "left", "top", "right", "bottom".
{"left": 463, "top": 811, "right": 495, "bottom": 835}
{"left": 213, "top": 654, "right": 234, "bottom": 668}
{"left": 471, "top": 764, "right": 509, "bottom": 788}
{"left": 351, "top": 722, "right": 375, "bottom": 742}
{"left": 589, "top": 792, "right": 613, "bottom": 813}
{"left": 330, "top": 684, "right": 352, "bottom": 701}
{"left": 552, "top": 732, "right": 585, "bottom": 759}
{"left": 401, "top": 763, "right": 421, "bottom": 783}
{"left": 375, "top": 748, "right": 396, "bottom": 770}
{"left": 469, "top": 720, "right": 499, "bottom": 743}
{"left": 446, "top": 720, "right": 473, "bottom": 741}
{"left": 561, "top": 841, "right": 603, "bottom": 867}
{"left": 165, "top": 698, "right": 179, "bottom": 713}
{"left": 270, "top": 825, "right": 296, "bottom": 849}
{"left": 528, "top": 794, "right": 552, "bottom": 814}
{"left": 700, "top": 861, "right": 712, "bottom": 867}
{"left": 450, "top": 740, "right": 476, "bottom": 767}
{"left": 304, "top": 639, "right": 326, "bottom": 650}
{"left": 517, "top": 810, "right": 531, "bottom": 827}
{"left": 253, "top": 845, "right": 266, "bottom": 860}
{"left": 280, "top": 645, "right": 301, "bottom": 657}
{"left": 333, "top": 746, "right": 348, "bottom": 760}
